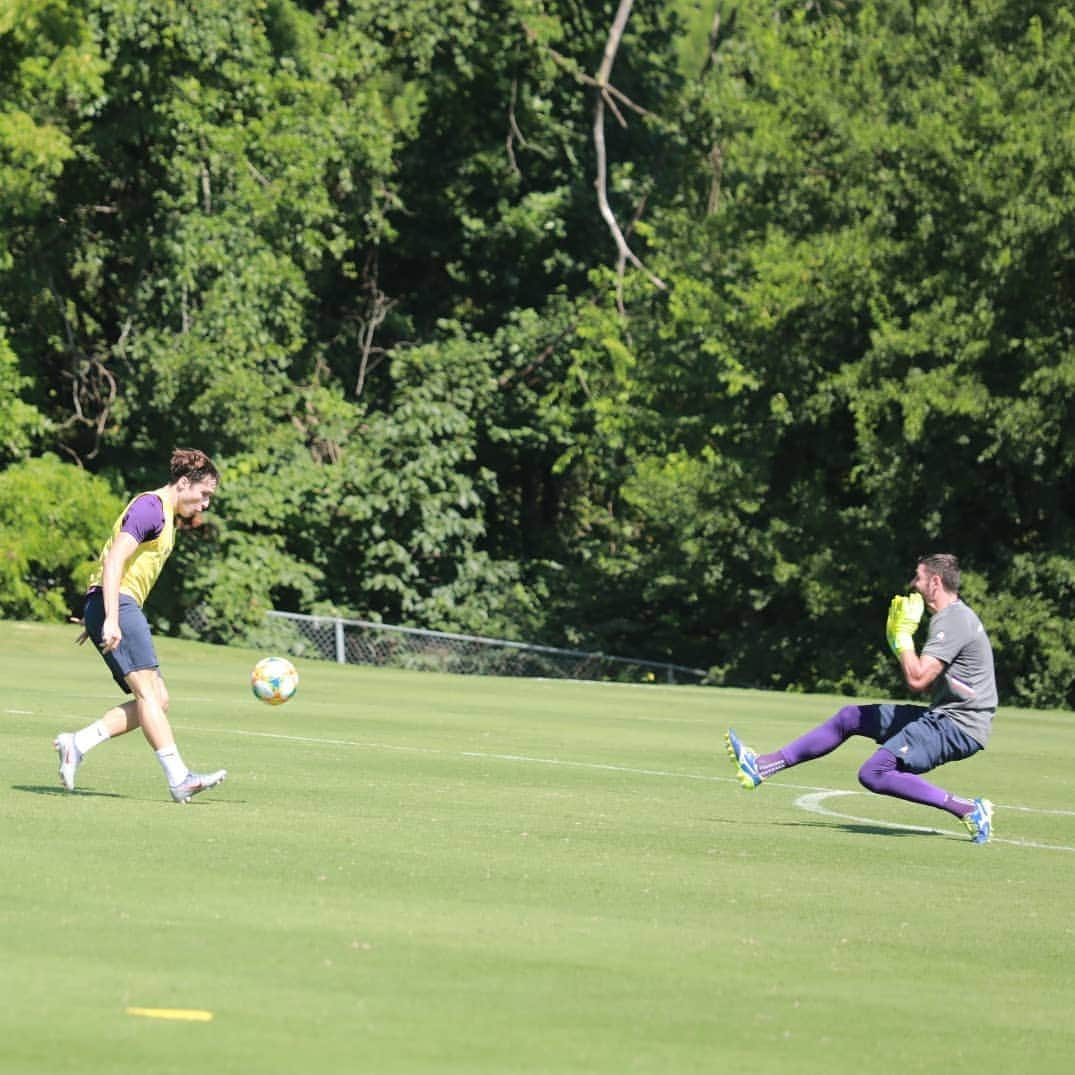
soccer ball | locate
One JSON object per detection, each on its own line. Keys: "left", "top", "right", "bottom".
{"left": 251, "top": 656, "right": 299, "bottom": 706}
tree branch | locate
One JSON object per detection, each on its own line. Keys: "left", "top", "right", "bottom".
{"left": 522, "top": 7, "right": 666, "bottom": 310}
{"left": 591, "top": 0, "right": 666, "bottom": 313}
{"left": 521, "top": 25, "right": 651, "bottom": 119}
{"left": 700, "top": 6, "right": 738, "bottom": 78}
{"left": 200, "top": 161, "right": 212, "bottom": 213}
{"left": 506, "top": 78, "right": 525, "bottom": 177}
{"left": 354, "top": 251, "right": 396, "bottom": 398}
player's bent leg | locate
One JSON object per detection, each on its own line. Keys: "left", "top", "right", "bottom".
{"left": 858, "top": 748, "right": 951, "bottom": 809}
{"left": 869, "top": 712, "right": 992, "bottom": 841}
{"left": 859, "top": 749, "right": 994, "bottom": 844}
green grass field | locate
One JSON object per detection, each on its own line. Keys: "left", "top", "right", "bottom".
{"left": 2, "top": 620, "right": 1073, "bottom": 1075}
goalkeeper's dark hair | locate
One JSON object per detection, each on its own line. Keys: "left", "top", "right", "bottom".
{"left": 170, "top": 448, "right": 219, "bottom": 485}
{"left": 918, "top": 553, "right": 960, "bottom": 593}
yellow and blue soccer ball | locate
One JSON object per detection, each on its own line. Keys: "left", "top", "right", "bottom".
{"left": 251, "top": 656, "right": 299, "bottom": 706}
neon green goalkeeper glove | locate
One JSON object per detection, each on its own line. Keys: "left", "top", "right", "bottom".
{"left": 885, "top": 592, "right": 924, "bottom": 656}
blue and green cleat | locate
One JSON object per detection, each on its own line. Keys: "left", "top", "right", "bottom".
{"left": 962, "top": 797, "right": 994, "bottom": 844}
{"left": 725, "top": 729, "right": 762, "bottom": 789}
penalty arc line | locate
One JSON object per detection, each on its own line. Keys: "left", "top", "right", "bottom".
{"left": 795, "top": 789, "right": 1075, "bottom": 853}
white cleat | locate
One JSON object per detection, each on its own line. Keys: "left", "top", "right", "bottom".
{"left": 169, "top": 769, "right": 227, "bottom": 804}
{"left": 54, "top": 733, "right": 82, "bottom": 792}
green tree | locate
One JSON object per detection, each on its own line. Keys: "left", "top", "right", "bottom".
{"left": 0, "top": 0, "right": 105, "bottom": 257}
{"left": 5, "top": 0, "right": 1075, "bottom": 710}
{"left": 0, "top": 454, "right": 122, "bottom": 620}
{"left": 0, "top": 0, "right": 104, "bottom": 461}
{"left": 0, "top": 327, "right": 49, "bottom": 461}
{"left": 561, "top": 0, "right": 1075, "bottom": 702}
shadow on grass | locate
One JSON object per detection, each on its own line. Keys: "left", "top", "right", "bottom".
{"left": 780, "top": 818, "right": 954, "bottom": 840}
{"left": 12, "top": 784, "right": 126, "bottom": 799}
{"left": 706, "top": 815, "right": 952, "bottom": 840}
{"left": 13, "top": 784, "right": 241, "bottom": 805}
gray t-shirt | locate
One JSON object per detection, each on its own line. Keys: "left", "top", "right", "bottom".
{"left": 921, "top": 599, "right": 998, "bottom": 745}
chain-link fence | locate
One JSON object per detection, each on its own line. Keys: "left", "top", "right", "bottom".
{"left": 235, "top": 610, "right": 707, "bottom": 685}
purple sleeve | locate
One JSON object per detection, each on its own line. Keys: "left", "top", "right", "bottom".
{"left": 120, "top": 494, "right": 166, "bottom": 543}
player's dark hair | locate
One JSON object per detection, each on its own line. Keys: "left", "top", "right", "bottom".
{"left": 918, "top": 553, "right": 960, "bottom": 593}
{"left": 170, "top": 448, "right": 219, "bottom": 485}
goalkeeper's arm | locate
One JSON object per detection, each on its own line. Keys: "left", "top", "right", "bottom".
{"left": 897, "top": 645, "right": 945, "bottom": 693}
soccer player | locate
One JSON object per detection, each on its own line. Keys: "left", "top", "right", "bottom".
{"left": 53, "top": 448, "right": 227, "bottom": 803}
{"left": 725, "top": 553, "right": 997, "bottom": 843}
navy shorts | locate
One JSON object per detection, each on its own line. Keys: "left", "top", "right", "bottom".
{"left": 859, "top": 703, "right": 983, "bottom": 774}
{"left": 83, "top": 589, "right": 160, "bottom": 693}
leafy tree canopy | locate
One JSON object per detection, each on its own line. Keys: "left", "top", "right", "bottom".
{"left": 2, "top": 0, "right": 1074, "bottom": 708}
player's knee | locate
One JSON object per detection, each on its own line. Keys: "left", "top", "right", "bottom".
{"left": 858, "top": 748, "right": 897, "bottom": 792}
{"left": 126, "top": 669, "right": 169, "bottom": 713}
{"left": 835, "top": 704, "right": 864, "bottom": 736}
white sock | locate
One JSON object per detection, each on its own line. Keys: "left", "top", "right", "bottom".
{"left": 155, "top": 744, "right": 189, "bottom": 786}
{"left": 73, "top": 719, "right": 111, "bottom": 757}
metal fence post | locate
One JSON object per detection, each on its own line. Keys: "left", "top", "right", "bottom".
{"left": 335, "top": 618, "right": 346, "bottom": 664}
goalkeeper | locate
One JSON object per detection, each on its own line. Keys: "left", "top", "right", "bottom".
{"left": 724, "top": 553, "right": 998, "bottom": 844}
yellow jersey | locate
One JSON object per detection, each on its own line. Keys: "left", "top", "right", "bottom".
{"left": 87, "top": 486, "right": 175, "bottom": 607}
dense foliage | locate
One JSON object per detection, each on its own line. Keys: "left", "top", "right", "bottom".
{"left": 2, "top": 0, "right": 1074, "bottom": 707}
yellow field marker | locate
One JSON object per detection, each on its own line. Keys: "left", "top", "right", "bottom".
{"left": 125, "top": 1007, "right": 214, "bottom": 1022}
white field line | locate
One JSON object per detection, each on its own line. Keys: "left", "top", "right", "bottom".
{"left": 191, "top": 726, "right": 1075, "bottom": 851}
{"left": 795, "top": 790, "right": 1075, "bottom": 853}
{"left": 10, "top": 702, "right": 1071, "bottom": 850}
